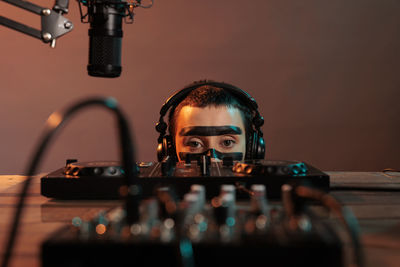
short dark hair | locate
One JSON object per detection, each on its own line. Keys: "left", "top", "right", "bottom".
{"left": 168, "top": 85, "right": 253, "bottom": 147}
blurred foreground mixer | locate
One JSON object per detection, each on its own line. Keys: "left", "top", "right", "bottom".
{"left": 42, "top": 183, "right": 343, "bottom": 267}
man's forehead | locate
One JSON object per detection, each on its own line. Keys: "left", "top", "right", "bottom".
{"left": 176, "top": 105, "right": 244, "bottom": 129}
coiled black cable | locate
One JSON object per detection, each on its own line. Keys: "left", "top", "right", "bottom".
{"left": 1, "top": 97, "right": 137, "bottom": 267}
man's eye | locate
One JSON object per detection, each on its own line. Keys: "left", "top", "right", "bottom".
{"left": 187, "top": 141, "right": 203, "bottom": 148}
{"left": 222, "top": 139, "right": 236, "bottom": 147}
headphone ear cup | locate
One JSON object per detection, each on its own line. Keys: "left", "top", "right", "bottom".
{"left": 157, "top": 135, "right": 172, "bottom": 162}
{"left": 251, "top": 131, "right": 258, "bottom": 159}
{"left": 157, "top": 135, "right": 176, "bottom": 162}
{"left": 157, "top": 139, "right": 166, "bottom": 162}
{"left": 166, "top": 135, "right": 177, "bottom": 161}
{"left": 245, "top": 131, "right": 255, "bottom": 160}
{"left": 255, "top": 135, "right": 266, "bottom": 159}
{"left": 247, "top": 130, "right": 265, "bottom": 160}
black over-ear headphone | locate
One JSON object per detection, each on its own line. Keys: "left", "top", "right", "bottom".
{"left": 155, "top": 80, "right": 265, "bottom": 161}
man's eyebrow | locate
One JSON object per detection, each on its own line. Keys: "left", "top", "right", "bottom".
{"left": 179, "top": 126, "right": 242, "bottom": 136}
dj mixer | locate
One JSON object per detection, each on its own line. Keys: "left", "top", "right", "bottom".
{"left": 41, "top": 159, "right": 329, "bottom": 200}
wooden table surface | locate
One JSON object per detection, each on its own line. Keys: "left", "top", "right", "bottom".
{"left": 1, "top": 171, "right": 399, "bottom": 267}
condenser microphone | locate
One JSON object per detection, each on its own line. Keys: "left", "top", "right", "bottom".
{"left": 87, "top": 0, "right": 125, "bottom": 78}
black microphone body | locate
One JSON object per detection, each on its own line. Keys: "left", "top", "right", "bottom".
{"left": 87, "top": 0, "right": 125, "bottom": 78}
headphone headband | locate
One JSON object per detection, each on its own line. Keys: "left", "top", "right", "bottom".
{"left": 160, "top": 80, "right": 260, "bottom": 118}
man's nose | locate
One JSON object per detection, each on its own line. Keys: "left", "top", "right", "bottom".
{"left": 205, "top": 148, "right": 222, "bottom": 162}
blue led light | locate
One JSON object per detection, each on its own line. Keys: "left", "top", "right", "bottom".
{"left": 198, "top": 221, "right": 208, "bottom": 232}
{"left": 105, "top": 98, "right": 118, "bottom": 109}
{"left": 98, "top": 215, "right": 108, "bottom": 226}
{"left": 226, "top": 217, "right": 235, "bottom": 227}
{"left": 180, "top": 239, "right": 194, "bottom": 258}
{"left": 72, "top": 216, "right": 82, "bottom": 227}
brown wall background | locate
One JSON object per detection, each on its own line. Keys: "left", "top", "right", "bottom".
{"left": 0, "top": 0, "right": 399, "bottom": 174}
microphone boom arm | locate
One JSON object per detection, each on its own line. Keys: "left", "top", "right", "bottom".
{"left": 0, "top": 0, "right": 73, "bottom": 47}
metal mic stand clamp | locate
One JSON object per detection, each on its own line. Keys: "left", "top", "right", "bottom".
{"left": 0, "top": 0, "right": 74, "bottom": 47}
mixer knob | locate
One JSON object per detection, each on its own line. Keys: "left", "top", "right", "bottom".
{"left": 220, "top": 184, "right": 236, "bottom": 202}
{"left": 107, "top": 167, "right": 118, "bottom": 175}
{"left": 93, "top": 167, "right": 103, "bottom": 176}
{"left": 190, "top": 184, "right": 206, "bottom": 207}
{"left": 250, "top": 184, "right": 269, "bottom": 216}
{"left": 65, "top": 159, "right": 78, "bottom": 166}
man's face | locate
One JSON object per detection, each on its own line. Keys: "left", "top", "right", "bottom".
{"left": 174, "top": 105, "right": 246, "bottom": 161}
